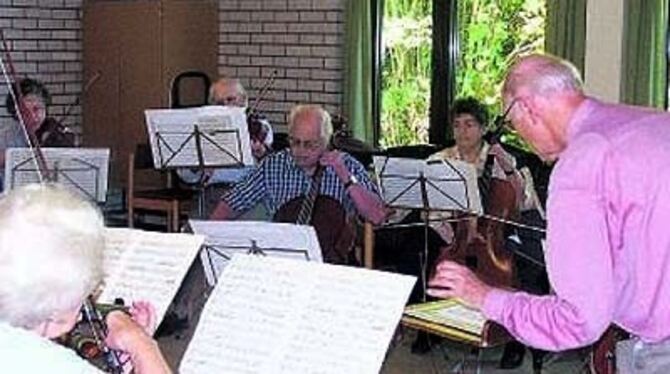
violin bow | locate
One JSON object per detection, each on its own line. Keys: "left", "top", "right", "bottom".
{"left": 1, "top": 28, "right": 125, "bottom": 373}
{"left": 0, "top": 29, "right": 48, "bottom": 182}
{"left": 56, "top": 70, "right": 101, "bottom": 125}
{"left": 249, "top": 69, "right": 278, "bottom": 113}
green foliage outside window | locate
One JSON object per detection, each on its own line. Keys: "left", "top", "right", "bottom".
{"left": 380, "top": 0, "right": 545, "bottom": 149}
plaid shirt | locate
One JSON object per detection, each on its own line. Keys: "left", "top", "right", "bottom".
{"left": 223, "top": 149, "right": 380, "bottom": 217}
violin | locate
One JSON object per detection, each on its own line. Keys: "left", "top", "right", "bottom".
{"left": 247, "top": 71, "right": 275, "bottom": 142}
{"left": 36, "top": 117, "right": 75, "bottom": 147}
{"left": 247, "top": 110, "right": 268, "bottom": 144}
{"left": 56, "top": 298, "right": 129, "bottom": 373}
{"left": 1, "top": 31, "right": 123, "bottom": 373}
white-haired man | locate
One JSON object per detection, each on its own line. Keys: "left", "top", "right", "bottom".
{"left": 208, "top": 77, "right": 273, "bottom": 160}
{"left": 211, "top": 104, "right": 386, "bottom": 263}
{"left": 429, "top": 54, "right": 670, "bottom": 372}
{"left": 0, "top": 184, "right": 171, "bottom": 373}
{"left": 178, "top": 78, "right": 274, "bottom": 214}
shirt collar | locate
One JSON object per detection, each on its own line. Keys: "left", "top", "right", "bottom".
{"left": 566, "top": 97, "right": 599, "bottom": 142}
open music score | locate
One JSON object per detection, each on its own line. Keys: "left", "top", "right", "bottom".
{"left": 188, "top": 219, "right": 323, "bottom": 286}
{"left": 144, "top": 105, "right": 253, "bottom": 169}
{"left": 180, "top": 255, "right": 416, "bottom": 374}
{"left": 5, "top": 147, "right": 110, "bottom": 202}
{"left": 97, "top": 228, "right": 204, "bottom": 328}
{"left": 373, "top": 156, "right": 482, "bottom": 214}
{"left": 402, "top": 299, "right": 510, "bottom": 347}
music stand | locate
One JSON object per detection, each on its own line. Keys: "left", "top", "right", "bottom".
{"left": 4, "top": 147, "right": 110, "bottom": 203}
{"left": 373, "top": 156, "right": 482, "bottom": 301}
{"left": 144, "top": 106, "right": 253, "bottom": 216}
{"left": 188, "top": 220, "right": 323, "bottom": 286}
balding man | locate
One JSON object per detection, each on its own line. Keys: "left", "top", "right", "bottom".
{"left": 429, "top": 54, "right": 670, "bottom": 372}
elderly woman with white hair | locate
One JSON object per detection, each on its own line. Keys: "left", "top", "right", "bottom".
{"left": 0, "top": 184, "right": 171, "bottom": 373}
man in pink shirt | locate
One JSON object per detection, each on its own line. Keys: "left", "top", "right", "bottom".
{"left": 429, "top": 54, "right": 670, "bottom": 372}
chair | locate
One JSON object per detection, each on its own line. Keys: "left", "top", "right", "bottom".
{"left": 169, "top": 70, "right": 211, "bottom": 108}
{"left": 127, "top": 144, "right": 194, "bottom": 232}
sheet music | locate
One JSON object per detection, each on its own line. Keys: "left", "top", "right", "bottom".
{"left": 373, "top": 156, "right": 482, "bottom": 214}
{"left": 4, "top": 147, "right": 110, "bottom": 202}
{"left": 404, "top": 299, "right": 487, "bottom": 336}
{"left": 144, "top": 106, "right": 253, "bottom": 169}
{"left": 180, "top": 255, "right": 416, "bottom": 374}
{"left": 98, "top": 228, "right": 204, "bottom": 327}
{"left": 188, "top": 220, "right": 323, "bottom": 286}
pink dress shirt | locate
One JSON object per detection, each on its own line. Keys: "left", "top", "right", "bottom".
{"left": 482, "top": 99, "right": 670, "bottom": 350}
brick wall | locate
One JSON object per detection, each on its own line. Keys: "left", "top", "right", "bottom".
{"left": 218, "top": 0, "right": 346, "bottom": 131}
{"left": 0, "top": 0, "right": 347, "bottom": 136}
{"left": 0, "top": 0, "right": 83, "bottom": 139}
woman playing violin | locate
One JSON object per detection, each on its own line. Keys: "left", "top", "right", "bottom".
{"left": 5, "top": 78, "right": 74, "bottom": 148}
{"left": 0, "top": 78, "right": 71, "bottom": 190}
{"left": 0, "top": 184, "right": 170, "bottom": 373}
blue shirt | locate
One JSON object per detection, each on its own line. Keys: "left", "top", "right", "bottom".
{"left": 223, "top": 149, "right": 380, "bottom": 217}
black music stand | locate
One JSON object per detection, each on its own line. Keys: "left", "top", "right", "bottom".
{"left": 374, "top": 156, "right": 482, "bottom": 301}
{"left": 5, "top": 147, "right": 110, "bottom": 203}
{"left": 145, "top": 107, "right": 253, "bottom": 217}
{"left": 188, "top": 220, "right": 323, "bottom": 286}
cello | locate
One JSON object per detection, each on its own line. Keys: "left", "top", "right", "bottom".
{"left": 273, "top": 163, "right": 357, "bottom": 265}
{"left": 272, "top": 115, "right": 360, "bottom": 265}
{"left": 435, "top": 152, "right": 519, "bottom": 288}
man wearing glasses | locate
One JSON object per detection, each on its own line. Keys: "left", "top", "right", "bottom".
{"left": 210, "top": 104, "right": 386, "bottom": 262}
{"left": 429, "top": 54, "right": 670, "bottom": 372}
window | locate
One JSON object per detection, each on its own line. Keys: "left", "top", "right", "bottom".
{"left": 376, "top": 0, "right": 545, "bottom": 148}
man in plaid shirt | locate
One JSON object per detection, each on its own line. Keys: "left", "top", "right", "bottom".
{"left": 210, "top": 104, "right": 386, "bottom": 230}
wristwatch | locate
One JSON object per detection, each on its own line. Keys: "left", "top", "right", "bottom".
{"left": 343, "top": 174, "right": 359, "bottom": 189}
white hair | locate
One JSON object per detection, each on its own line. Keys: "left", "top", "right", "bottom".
{"left": 0, "top": 184, "right": 104, "bottom": 329}
{"left": 288, "top": 104, "right": 333, "bottom": 143}
{"left": 503, "top": 54, "right": 584, "bottom": 101}
{"left": 208, "top": 77, "right": 248, "bottom": 106}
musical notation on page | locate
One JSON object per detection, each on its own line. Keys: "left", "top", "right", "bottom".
{"left": 5, "top": 147, "right": 110, "bottom": 202}
{"left": 144, "top": 106, "right": 253, "bottom": 169}
{"left": 98, "top": 228, "right": 204, "bottom": 328}
{"left": 180, "top": 255, "right": 416, "bottom": 374}
{"left": 189, "top": 220, "right": 323, "bottom": 286}
{"left": 373, "top": 156, "right": 482, "bottom": 214}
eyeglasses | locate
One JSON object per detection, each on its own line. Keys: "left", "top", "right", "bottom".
{"left": 288, "top": 136, "right": 323, "bottom": 151}
{"left": 499, "top": 98, "right": 518, "bottom": 131}
{"left": 213, "top": 95, "right": 241, "bottom": 105}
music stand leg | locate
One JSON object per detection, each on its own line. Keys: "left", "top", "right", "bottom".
{"left": 419, "top": 209, "right": 430, "bottom": 302}
{"left": 197, "top": 183, "right": 206, "bottom": 218}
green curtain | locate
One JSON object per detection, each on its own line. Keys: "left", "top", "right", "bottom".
{"left": 344, "top": 0, "right": 374, "bottom": 143}
{"left": 545, "top": 0, "right": 587, "bottom": 75}
{"left": 620, "top": 0, "right": 668, "bottom": 108}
